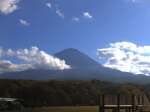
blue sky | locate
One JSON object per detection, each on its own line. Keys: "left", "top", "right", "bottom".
{"left": 1, "top": 0, "right": 150, "bottom": 74}
{"left": 0, "top": 0, "right": 150, "bottom": 57}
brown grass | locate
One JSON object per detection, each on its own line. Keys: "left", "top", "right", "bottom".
{"left": 32, "top": 106, "right": 98, "bottom": 112}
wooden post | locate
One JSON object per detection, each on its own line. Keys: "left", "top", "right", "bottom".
{"left": 137, "top": 95, "right": 140, "bottom": 105}
{"left": 117, "top": 94, "right": 120, "bottom": 112}
{"left": 99, "top": 94, "right": 105, "bottom": 112}
{"left": 142, "top": 95, "right": 144, "bottom": 105}
{"left": 102, "top": 94, "right": 105, "bottom": 112}
{"left": 126, "top": 108, "right": 131, "bottom": 112}
{"left": 125, "top": 95, "right": 128, "bottom": 105}
{"left": 129, "top": 107, "right": 131, "bottom": 112}
{"left": 112, "top": 108, "right": 116, "bottom": 112}
{"left": 125, "top": 95, "right": 128, "bottom": 112}
{"left": 98, "top": 94, "right": 101, "bottom": 112}
{"left": 132, "top": 95, "right": 135, "bottom": 112}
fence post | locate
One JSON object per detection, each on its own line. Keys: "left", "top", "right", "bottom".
{"left": 142, "top": 95, "right": 144, "bottom": 105}
{"left": 132, "top": 95, "right": 135, "bottom": 112}
{"left": 98, "top": 94, "right": 101, "bottom": 112}
{"left": 137, "top": 95, "right": 140, "bottom": 105}
{"left": 99, "top": 94, "right": 105, "bottom": 112}
{"left": 117, "top": 94, "right": 120, "bottom": 112}
{"left": 102, "top": 94, "right": 105, "bottom": 112}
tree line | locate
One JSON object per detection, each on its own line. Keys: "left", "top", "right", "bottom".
{"left": 0, "top": 79, "right": 149, "bottom": 107}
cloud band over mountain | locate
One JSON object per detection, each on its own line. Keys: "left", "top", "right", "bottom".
{"left": 0, "top": 46, "right": 71, "bottom": 73}
{"left": 97, "top": 41, "right": 150, "bottom": 76}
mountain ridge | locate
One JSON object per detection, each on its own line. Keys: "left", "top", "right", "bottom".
{"left": 0, "top": 48, "right": 149, "bottom": 84}
{"left": 55, "top": 48, "right": 101, "bottom": 69}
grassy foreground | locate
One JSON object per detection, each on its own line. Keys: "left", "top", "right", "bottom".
{"left": 32, "top": 106, "right": 99, "bottom": 112}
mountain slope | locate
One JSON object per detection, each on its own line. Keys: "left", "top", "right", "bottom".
{"left": 55, "top": 48, "right": 100, "bottom": 68}
{"left": 0, "top": 48, "right": 150, "bottom": 84}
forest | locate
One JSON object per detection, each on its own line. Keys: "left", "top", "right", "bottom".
{"left": 0, "top": 79, "right": 150, "bottom": 107}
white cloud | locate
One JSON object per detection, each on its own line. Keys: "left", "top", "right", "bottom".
{"left": 46, "top": 2, "right": 52, "bottom": 8}
{"left": 19, "top": 19, "right": 30, "bottom": 26}
{"left": 72, "top": 17, "right": 80, "bottom": 22}
{"left": 56, "top": 8, "right": 64, "bottom": 18}
{"left": 97, "top": 41, "right": 150, "bottom": 76}
{"left": 0, "top": 48, "right": 3, "bottom": 58}
{"left": 0, "top": 60, "right": 33, "bottom": 73}
{"left": 0, "top": 46, "right": 71, "bottom": 73}
{"left": 0, "top": 0, "right": 20, "bottom": 15}
{"left": 83, "top": 12, "right": 93, "bottom": 19}
{"left": 125, "top": 0, "right": 145, "bottom": 4}
{"left": 46, "top": 2, "right": 65, "bottom": 19}
{"left": 14, "top": 47, "right": 71, "bottom": 70}
{"left": 132, "top": 0, "right": 136, "bottom": 2}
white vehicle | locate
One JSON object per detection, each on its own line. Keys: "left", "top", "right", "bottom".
{"left": 0, "top": 98, "right": 24, "bottom": 111}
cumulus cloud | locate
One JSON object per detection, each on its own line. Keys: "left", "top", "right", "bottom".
{"left": 0, "top": 46, "right": 71, "bottom": 73}
{"left": 56, "top": 8, "right": 65, "bottom": 18}
{"left": 19, "top": 19, "right": 30, "bottom": 26}
{"left": 97, "top": 41, "right": 150, "bottom": 76}
{"left": 46, "top": 2, "right": 52, "bottom": 8}
{"left": 83, "top": 12, "right": 93, "bottom": 19}
{"left": 13, "top": 47, "right": 71, "bottom": 70}
{"left": 72, "top": 17, "right": 80, "bottom": 22}
{"left": 0, "top": 0, "right": 20, "bottom": 15}
{"left": 0, "top": 60, "right": 33, "bottom": 73}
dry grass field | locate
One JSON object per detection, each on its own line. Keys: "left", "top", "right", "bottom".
{"left": 31, "top": 106, "right": 150, "bottom": 112}
{"left": 32, "top": 106, "right": 99, "bottom": 112}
